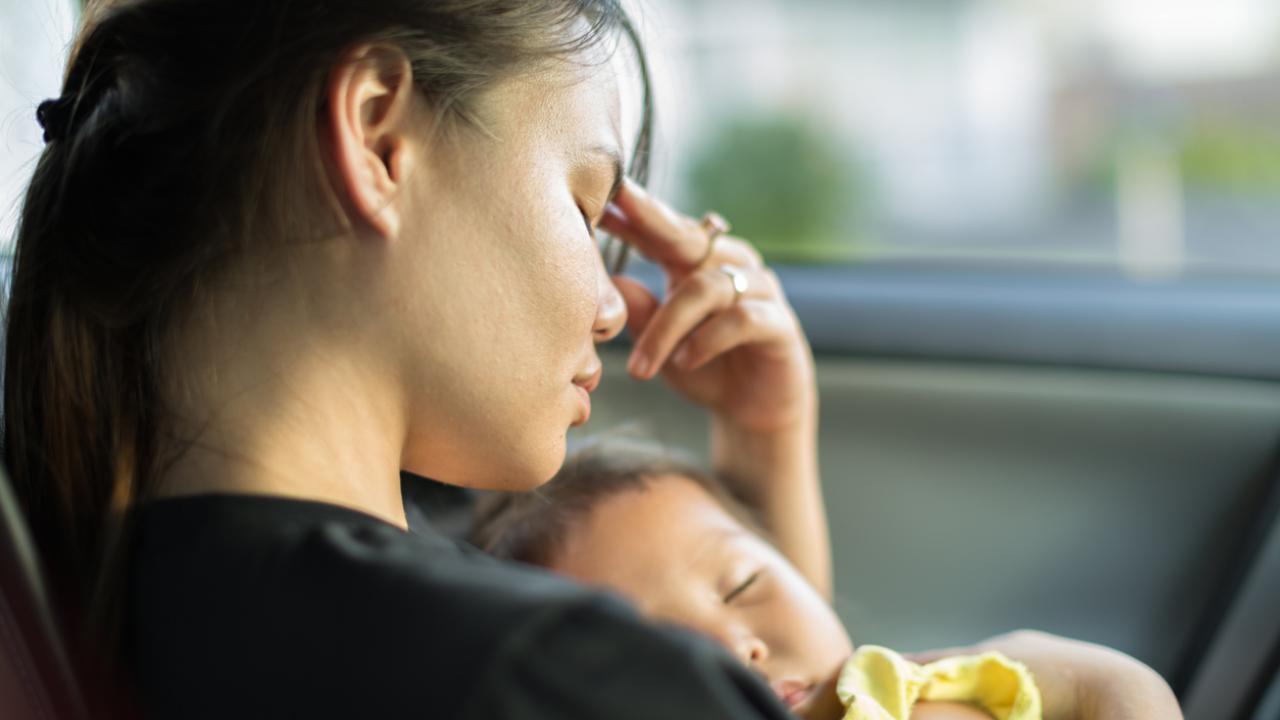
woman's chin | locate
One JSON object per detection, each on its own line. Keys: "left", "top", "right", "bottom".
{"left": 500, "top": 438, "right": 569, "bottom": 491}
{"left": 400, "top": 437, "right": 566, "bottom": 492}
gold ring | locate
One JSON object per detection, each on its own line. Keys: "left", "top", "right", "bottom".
{"left": 696, "top": 211, "right": 731, "bottom": 267}
{"left": 719, "top": 264, "right": 749, "bottom": 303}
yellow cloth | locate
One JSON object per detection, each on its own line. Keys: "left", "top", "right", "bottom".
{"left": 837, "top": 645, "right": 1042, "bottom": 720}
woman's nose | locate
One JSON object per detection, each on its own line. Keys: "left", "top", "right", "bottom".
{"left": 592, "top": 268, "right": 627, "bottom": 343}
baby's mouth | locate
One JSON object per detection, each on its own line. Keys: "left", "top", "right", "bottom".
{"left": 771, "top": 678, "right": 815, "bottom": 711}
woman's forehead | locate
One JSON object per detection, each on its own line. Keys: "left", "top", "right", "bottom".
{"left": 475, "top": 57, "right": 622, "bottom": 158}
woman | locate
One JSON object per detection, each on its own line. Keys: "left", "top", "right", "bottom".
{"left": 5, "top": 1, "right": 1178, "bottom": 718}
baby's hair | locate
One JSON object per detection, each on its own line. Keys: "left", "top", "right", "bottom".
{"left": 470, "top": 435, "right": 768, "bottom": 567}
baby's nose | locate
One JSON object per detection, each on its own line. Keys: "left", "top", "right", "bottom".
{"left": 738, "top": 635, "right": 770, "bottom": 667}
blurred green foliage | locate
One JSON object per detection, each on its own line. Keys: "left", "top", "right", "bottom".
{"left": 1083, "top": 121, "right": 1280, "bottom": 196}
{"left": 685, "top": 113, "right": 866, "bottom": 263}
{"left": 1179, "top": 122, "right": 1280, "bottom": 194}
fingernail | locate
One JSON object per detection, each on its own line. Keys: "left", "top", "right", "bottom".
{"left": 628, "top": 352, "right": 649, "bottom": 378}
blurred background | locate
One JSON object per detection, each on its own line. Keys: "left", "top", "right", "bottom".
{"left": 2, "top": 1, "right": 1278, "bottom": 718}
{"left": 630, "top": 0, "right": 1280, "bottom": 274}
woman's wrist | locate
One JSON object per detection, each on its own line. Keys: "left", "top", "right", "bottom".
{"left": 1078, "top": 655, "right": 1183, "bottom": 720}
{"left": 710, "top": 409, "right": 833, "bottom": 597}
{"left": 709, "top": 411, "right": 815, "bottom": 505}
{"left": 931, "top": 631, "right": 1183, "bottom": 720}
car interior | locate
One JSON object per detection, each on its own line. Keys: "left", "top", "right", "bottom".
{"left": 2, "top": 1, "right": 1279, "bottom": 719}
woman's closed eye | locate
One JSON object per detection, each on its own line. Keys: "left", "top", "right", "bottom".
{"left": 579, "top": 207, "right": 597, "bottom": 239}
{"left": 581, "top": 204, "right": 611, "bottom": 245}
{"left": 723, "top": 569, "right": 763, "bottom": 605}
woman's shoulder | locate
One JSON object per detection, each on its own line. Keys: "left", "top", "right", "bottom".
{"left": 127, "top": 493, "right": 589, "bottom": 715}
{"left": 127, "top": 493, "right": 787, "bottom": 719}
{"left": 129, "top": 492, "right": 597, "bottom": 640}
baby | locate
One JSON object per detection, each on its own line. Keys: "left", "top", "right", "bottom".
{"left": 470, "top": 438, "right": 1038, "bottom": 720}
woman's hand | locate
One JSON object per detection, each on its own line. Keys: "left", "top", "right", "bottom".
{"left": 601, "top": 180, "right": 832, "bottom": 596}
{"left": 907, "top": 630, "right": 1183, "bottom": 720}
{"left": 600, "top": 180, "right": 815, "bottom": 435}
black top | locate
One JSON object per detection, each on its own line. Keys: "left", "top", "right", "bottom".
{"left": 126, "top": 493, "right": 792, "bottom": 719}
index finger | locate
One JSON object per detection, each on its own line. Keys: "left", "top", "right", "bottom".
{"left": 600, "top": 179, "right": 715, "bottom": 272}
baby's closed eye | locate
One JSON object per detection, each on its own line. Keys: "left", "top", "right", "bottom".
{"left": 722, "top": 568, "right": 762, "bottom": 604}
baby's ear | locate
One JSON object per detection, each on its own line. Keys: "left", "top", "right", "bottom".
{"left": 322, "top": 43, "right": 418, "bottom": 240}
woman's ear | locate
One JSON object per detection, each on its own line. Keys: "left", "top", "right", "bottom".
{"left": 324, "top": 43, "right": 418, "bottom": 240}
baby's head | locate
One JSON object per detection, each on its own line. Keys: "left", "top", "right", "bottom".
{"left": 472, "top": 438, "right": 852, "bottom": 713}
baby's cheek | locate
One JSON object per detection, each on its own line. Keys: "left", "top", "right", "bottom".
{"left": 766, "top": 590, "right": 851, "bottom": 676}
{"left": 787, "top": 586, "right": 851, "bottom": 657}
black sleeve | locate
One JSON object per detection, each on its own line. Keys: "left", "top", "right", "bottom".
{"left": 461, "top": 595, "right": 793, "bottom": 720}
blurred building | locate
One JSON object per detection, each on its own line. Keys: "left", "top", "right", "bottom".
{"left": 641, "top": 0, "right": 1280, "bottom": 271}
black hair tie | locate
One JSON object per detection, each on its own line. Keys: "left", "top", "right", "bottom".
{"left": 36, "top": 96, "right": 76, "bottom": 144}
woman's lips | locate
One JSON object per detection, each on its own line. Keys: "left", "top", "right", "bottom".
{"left": 570, "top": 383, "right": 592, "bottom": 426}
{"left": 569, "top": 366, "right": 601, "bottom": 427}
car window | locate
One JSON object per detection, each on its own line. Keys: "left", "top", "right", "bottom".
{"left": 1, "top": 0, "right": 78, "bottom": 248}
{"left": 634, "top": 0, "right": 1280, "bottom": 276}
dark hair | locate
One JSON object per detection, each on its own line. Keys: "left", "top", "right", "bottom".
{"left": 471, "top": 436, "right": 766, "bottom": 567}
{"left": 5, "top": 0, "right": 652, "bottom": 671}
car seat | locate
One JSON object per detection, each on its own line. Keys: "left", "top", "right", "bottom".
{"left": 0, "top": 463, "right": 89, "bottom": 720}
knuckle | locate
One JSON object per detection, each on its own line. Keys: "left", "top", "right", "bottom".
{"left": 682, "top": 271, "right": 719, "bottom": 301}
{"left": 753, "top": 269, "right": 780, "bottom": 296}
{"left": 729, "top": 301, "right": 758, "bottom": 326}
{"left": 721, "top": 237, "right": 763, "bottom": 266}
{"left": 683, "top": 217, "right": 709, "bottom": 246}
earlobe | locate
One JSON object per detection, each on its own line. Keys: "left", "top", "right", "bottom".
{"left": 324, "top": 44, "right": 417, "bottom": 241}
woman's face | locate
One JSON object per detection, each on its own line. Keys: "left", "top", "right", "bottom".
{"left": 547, "top": 475, "right": 854, "bottom": 716}
{"left": 390, "top": 58, "right": 628, "bottom": 490}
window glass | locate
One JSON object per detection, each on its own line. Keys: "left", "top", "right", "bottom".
{"left": 0, "top": 0, "right": 78, "bottom": 248}
{"left": 636, "top": 0, "right": 1280, "bottom": 274}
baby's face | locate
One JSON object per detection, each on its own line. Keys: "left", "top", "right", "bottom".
{"left": 547, "top": 474, "right": 852, "bottom": 715}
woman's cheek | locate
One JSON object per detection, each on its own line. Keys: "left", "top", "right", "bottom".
{"left": 557, "top": 228, "right": 605, "bottom": 334}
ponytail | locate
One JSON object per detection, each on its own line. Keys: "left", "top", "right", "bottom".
{"left": 5, "top": 27, "right": 159, "bottom": 664}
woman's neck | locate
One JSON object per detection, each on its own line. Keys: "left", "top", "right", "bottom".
{"left": 153, "top": 257, "right": 410, "bottom": 530}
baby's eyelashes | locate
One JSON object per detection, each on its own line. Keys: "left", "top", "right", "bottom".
{"left": 723, "top": 569, "right": 763, "bottom": 604}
